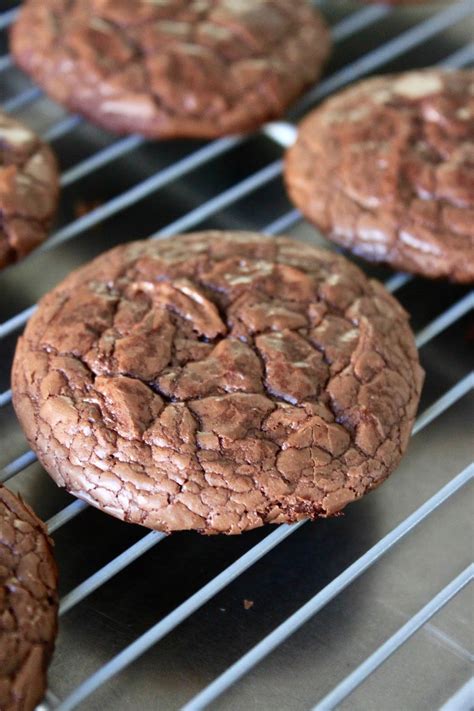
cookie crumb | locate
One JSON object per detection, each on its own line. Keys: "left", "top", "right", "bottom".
{"left": 74, "top": 199, "right": 102, "bottom": 218}
{"left": 243, "top": 599, "right": 254, "bottom": 610}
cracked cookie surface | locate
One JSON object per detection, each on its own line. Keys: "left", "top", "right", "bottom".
{"left": 12, "top": 232, "right": 423, "bottom": 534}
{"left": 11, "top": 0, "right": 331, "bottom": 138}
{"left": 0, "top": 486, "right": 58, "bottom": 711}
{"left": 0, "top": 112, "right": 59, "bottom": 270}
{"left": 285, "top": 69, "right": 474, "bottom": 283}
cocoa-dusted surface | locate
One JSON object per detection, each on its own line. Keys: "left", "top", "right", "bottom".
{"left": 11, "top": 0, "right": 331, "bottom": 139}
{"left": 0, "top": 112, "right": 59, "bottom": 270}
{"left": 285, "top": 69, "right": 474, "bottom": 283}
{"left": 12, "top": 232, "right": 423, "bottom": 535}
{"left": 0, "top": 486, "right": 58, "bottom": 711}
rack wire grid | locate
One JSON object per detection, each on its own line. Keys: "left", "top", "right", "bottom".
{"left": 0, "top": 1, "right": 473, "bottom": 710}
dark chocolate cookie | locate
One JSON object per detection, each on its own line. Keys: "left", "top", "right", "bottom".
{"left": 12, "top": 232, "right": 423, "bottom": 534}
{"left": 0, "top": 486, "right": 58, "bottom": 711}
{"left": 285, "top": 69, "right": 474, "bottom": 283}
{"left": 0, "top": 113, "right": 59, "bottom": 270}
{"left": 11, "top": 0, "right": 331, "bottom": 139}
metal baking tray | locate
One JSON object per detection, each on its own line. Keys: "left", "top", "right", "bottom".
{"left": 0, "top": 2, "right": 473, "bottom": 709}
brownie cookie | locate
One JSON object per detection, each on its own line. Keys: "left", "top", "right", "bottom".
{"left": 0, "top": 486, "right": 58, "bottom": 711}
{"left": 12, "top": 232, "right": 423, "bottom": 535}
{"left": 11, "top": 0, "right": 331, "bottom": 139}
{"left": 0, "top": 113, "right": 59, "bottom": 270}
{"left": 285, "top": 69, "right": 474, "bottom": 283}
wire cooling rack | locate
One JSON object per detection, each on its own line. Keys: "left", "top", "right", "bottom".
{"left": 0, "top": 2, "right": 473, "bottom": 710}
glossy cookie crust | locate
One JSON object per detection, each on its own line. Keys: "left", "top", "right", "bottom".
{"left": 0, "top": 486, "right": 58, "bottom": 711}
{"left": 11, "top": 0, "right": 331, "bottom": 138}
{"left": 285, "top": 69, "right": 474, "bottom": 283}
{"left": 12, "top": 232, "right": 423, "bottom": 534}
{"left": 0, "top": 112, "right": 58, "bottom": 269}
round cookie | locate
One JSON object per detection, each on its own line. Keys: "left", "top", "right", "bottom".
{"left": 0, "top": 486, "right": 58, "bottom": 711}
{"left": 285, "top": 69, "right": 474, "bottom": 283}
{"left": 0, "top": 113, "right": 59, "bottom": 270}
{"left": 12, "top": 232, "right": 423, "bottom": 535}
{"left": 11, "top": 0, "right": 331, "bottom": 139}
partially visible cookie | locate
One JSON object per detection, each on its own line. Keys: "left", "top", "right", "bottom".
{"left": 0, "top": 112, "right": 59, "bottom": 269}
{"left": 0, "top": 486, "right": 58, "bottom": 711}
{"left": 12, "top": 232, "right": 423, "bottom": 535}
{"left": 285, "top": 69, "right": 474, "bottom": 283}
{"left": 10, "top": 0, "right": 331, "bottom": 138}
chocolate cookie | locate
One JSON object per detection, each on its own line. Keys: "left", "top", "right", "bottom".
{"left": 12, "top": 232, "right": 423, "bottom": 535}
{"left": 0, "top": 113, "right": 59, "bottom": 270}
{"left": 285, "top": 69, "right": 474, "bottom": 283}
{"left": 0, "top": 486, "right": 58, "bottom": 711}
{"left": 11, "top": 0, "right": 331, "bottom": 139}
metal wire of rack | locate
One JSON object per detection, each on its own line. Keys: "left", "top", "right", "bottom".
{"left": 0, "top": 2, "right": 473, "bottom": 710}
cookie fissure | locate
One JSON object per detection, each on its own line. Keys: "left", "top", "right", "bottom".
{"left": 12, "top": 232, "right": 423, "bottom": 534}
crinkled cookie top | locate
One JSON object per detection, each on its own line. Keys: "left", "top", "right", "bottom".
{"left": 0, "top": 112, "right": 58, "bottom": 269}
{"left": 11, "top": 0, "right": 331, "bottom": 137}
{"left": 0, "top": 486, "right": 58, "bottom": 711}
{"left": 13, "top": 232, "right": 423, "bottom": 534}
{"left": 285, "top": 69, "right": 474, "bottom": 283}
